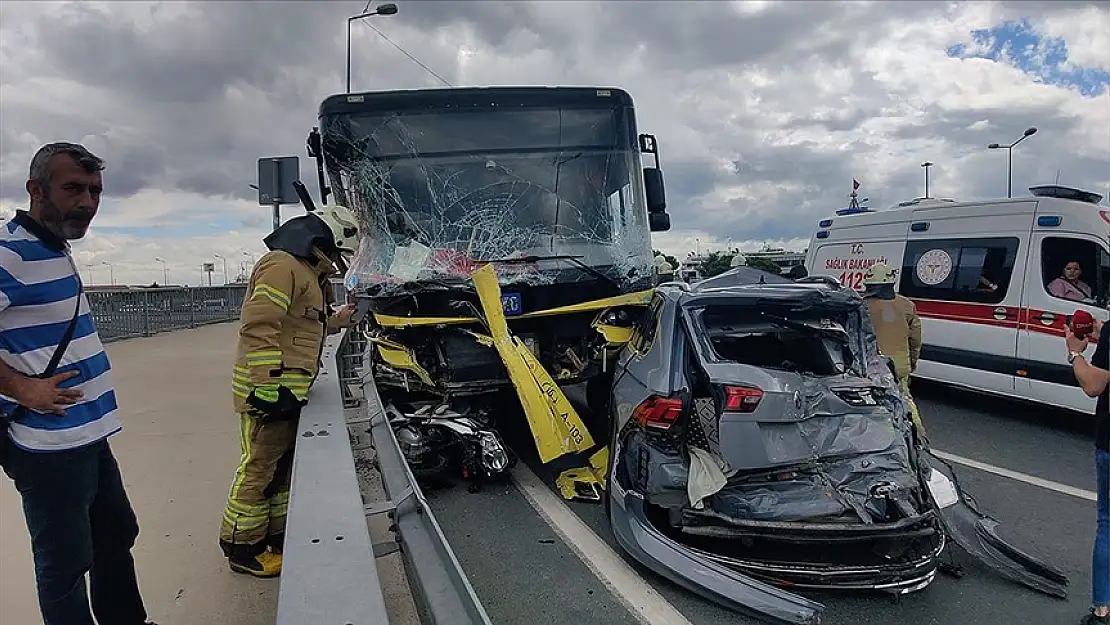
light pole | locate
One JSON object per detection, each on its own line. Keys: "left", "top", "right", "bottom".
{"left": 214, "top": 254, "right": 228, "bottom": 284}
{"left": 920, "top": 162, "right": 933, "bottom": 199}
{"left": 154, "top": 257, "right": 168, "bottom": 285}
{"left": 101, "top": 261, "right": 115, "bottom": 286}
{"left": 347, "top": 3, "right": 399, "bottom": 93}
{"left": 988, "top": 126, "right": 1038, "bottom": 198}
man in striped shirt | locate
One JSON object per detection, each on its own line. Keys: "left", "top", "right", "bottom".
{"left": 0, "top": 142, "right": 156, "bottom": 625}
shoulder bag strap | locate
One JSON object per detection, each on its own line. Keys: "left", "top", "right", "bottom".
{"left": 5, "top": 279, "right": 84, "bottom": 422}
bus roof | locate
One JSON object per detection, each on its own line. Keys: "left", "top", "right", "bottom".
{"left": 318, "top": 86, "right": 634, "bottom": 118}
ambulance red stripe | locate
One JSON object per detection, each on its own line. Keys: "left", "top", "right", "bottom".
{"left": 910, "top": 299, "right": 1067, "bottom": 337}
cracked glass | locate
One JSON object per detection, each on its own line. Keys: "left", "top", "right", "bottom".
{"left": 320, "top": 104, "right": 655, "bottom": 297}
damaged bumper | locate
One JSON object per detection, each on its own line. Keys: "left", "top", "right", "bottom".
{"left": 609, "top": 477, "right": 825, "bottom": 625}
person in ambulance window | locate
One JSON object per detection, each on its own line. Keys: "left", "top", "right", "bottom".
{"left": 1049, "top": 260, "right": 1093, "bottom": 302}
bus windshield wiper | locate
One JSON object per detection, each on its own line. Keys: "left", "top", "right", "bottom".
{"left": 488, "top": 254, "right": 620, "bottom": 290}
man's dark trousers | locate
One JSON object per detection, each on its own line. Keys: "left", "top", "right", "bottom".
{"left": 0, "top": 436, "right": 149, "bottom": 625}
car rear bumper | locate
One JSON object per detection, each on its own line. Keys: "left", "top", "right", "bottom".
{"left": 608, "top": 480, "right": 826, "bottom": 625}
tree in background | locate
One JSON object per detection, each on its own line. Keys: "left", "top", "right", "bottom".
{"left": 699, "top": 252, "right": 734, "bottom": 277}
{"left": 745, "top": 256, "right": 782, "bottom": 275}
{"left": 700, "top": 252, "right": 782, "bottom": 278}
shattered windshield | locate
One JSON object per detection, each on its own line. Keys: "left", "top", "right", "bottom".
{"left": 320, "top": 105, "right": 654, "bottom": 295}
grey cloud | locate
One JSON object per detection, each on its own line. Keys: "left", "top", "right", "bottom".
{"left": 1, "top": 0, "right": 1106, "bottom": 254}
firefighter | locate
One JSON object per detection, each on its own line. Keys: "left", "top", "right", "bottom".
{"left": 218, "top": 204, "right": 360, "bottom": 577}
{"left": 861, "top": 262, "right": 925, "bottom": 437}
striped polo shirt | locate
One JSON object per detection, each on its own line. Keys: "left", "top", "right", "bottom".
{"left": 0, "top": 211, "right": 121, "bottom": 452}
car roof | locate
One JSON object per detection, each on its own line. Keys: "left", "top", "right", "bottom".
{"left": 659, "top": 279, "right": 864, "bottom": 312}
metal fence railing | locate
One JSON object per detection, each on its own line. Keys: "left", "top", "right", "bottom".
{"left": 86, "top": 286, "right": 249, "bottom": 343}
{"left": 87, "top": 281, "right": 346, "bottom": 344}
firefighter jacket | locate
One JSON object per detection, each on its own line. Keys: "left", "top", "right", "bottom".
{"left": 866, "top": 294, "right": 922, "bottom": 382}
{"left": 232, "top": 249, "right": 347, "bottom": 414}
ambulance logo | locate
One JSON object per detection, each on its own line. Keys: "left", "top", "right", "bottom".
{"left": 916, "top": 249, "right": 953, "bottom": 286}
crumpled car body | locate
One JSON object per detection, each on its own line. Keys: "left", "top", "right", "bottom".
{"left": 604, "top": 278, "right": 1069, "bottom": 624}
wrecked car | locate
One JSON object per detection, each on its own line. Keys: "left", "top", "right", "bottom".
{"left": 604, "top": 278, "right": 1069, "bottom": 624}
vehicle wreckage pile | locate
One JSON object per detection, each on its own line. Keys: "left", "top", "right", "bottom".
{"left": 311, "top": 86, "right": 1070, "bottom": 624}
{"left": 356, "top": 262, "right": 1071, "bottom": 624}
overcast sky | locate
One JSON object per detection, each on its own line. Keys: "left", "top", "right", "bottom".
{"left": 1, "top": 0, "right": 1107, "bottom": 286}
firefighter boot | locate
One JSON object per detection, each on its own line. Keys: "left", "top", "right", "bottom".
{"left": 226, "top": 541, "right": 282, "bottom": 578}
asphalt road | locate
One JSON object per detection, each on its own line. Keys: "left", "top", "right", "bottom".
{"left": 424, "top": 381, "right": 1098, "bottom": 625}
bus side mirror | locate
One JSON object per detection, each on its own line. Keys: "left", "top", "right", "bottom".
{"left": 649, "top": 212, "right": 671, "bottom": 232}
{"left": 644, "top": 168, "right": 667, "bottom": 213}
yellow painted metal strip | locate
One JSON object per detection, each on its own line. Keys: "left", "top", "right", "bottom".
{"left": 470, "top": 264, "right": 595, "bottom": 464}
{"left": 373, "top": 288, "right": 655, "bottom": 328}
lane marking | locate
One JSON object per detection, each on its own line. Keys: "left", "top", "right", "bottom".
{"left": 932, "top": 449, "right": 1097, "bottom": 502}
{"left": 511, "top": 466, "right": 696, "bottom": 625}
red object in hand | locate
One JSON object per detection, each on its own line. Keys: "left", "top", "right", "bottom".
{"left": 1071, "top": 309, "right": 1095, "bottom": 339}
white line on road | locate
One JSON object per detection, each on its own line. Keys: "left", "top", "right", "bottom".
{"left": 932, "top": 449, "right": 1097, "bottom": 502}
{"left": 511, "top": 466, "right": 696, "bottom": 625}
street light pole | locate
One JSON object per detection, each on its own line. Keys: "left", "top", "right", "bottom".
{"left": 346, "top": 3, "right": 399, "bottom": 93}
{"left": 101, "top": 261, "right": 114, "bottom": 286}
{"left": 214, "top": 254, "right": 228, "bottom": 284}
{"left": 988, "top": 126, "right": 1038, "bottom": 198}
{"left": 920, "top": 161, "right": 933, "bottom": 199}
{"left": 155, "top": 257, "right": 168, "bottom": 285}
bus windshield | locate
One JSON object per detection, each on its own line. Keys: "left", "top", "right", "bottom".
{"left": 320, "top": 105, "right": 654, "bottom": 294}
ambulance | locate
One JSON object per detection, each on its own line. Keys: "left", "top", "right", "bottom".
{"left": 804, "top": 184, "right": 1109, "bottom": 414}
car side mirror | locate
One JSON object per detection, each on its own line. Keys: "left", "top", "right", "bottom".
{"left": 649, "top": 212, "right": 671, "bottom": 232}
{"left": 644, "top": 168, "right": 666, "bottom": 213}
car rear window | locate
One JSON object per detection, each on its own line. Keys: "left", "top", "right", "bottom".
{"left": 697, "top": 306, "right": 851, "bottom": 376}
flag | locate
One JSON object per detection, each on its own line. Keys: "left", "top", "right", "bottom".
{"left": 852, "top": 179, "right": 861, "bottom": 191}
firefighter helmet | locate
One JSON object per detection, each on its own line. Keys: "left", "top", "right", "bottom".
{"left": 313, "top": 204, "right": 360, "bottom": 254}
{"left": 863, "top": 262, "right": 897, "bottom": 285}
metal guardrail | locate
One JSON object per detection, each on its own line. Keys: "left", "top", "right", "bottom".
{"left": 357, "top": 342, "right": 494, "bottom": 625}
{"left": 276, "top": 326, "right": 492, "bottom": 625}
{"left": 275, "top": 331, "right": 391, "bottom": 625}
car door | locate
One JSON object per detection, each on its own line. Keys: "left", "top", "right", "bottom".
{"left": 1016, "top": 230, "right": 1110, "bottom": 412}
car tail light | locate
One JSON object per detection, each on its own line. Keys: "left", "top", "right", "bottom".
{"left": 632, "top": 396, "right": 683, "bottom": 430}
{"left": 724, "top": 385, "right": 763, "bottom": 412}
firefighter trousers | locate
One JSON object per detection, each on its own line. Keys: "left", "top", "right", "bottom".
{"left": 899, "top": 377, "right": 924, "bottom": 438}
{"left": 219, "top": 413, "right": 296, "bottom": 551}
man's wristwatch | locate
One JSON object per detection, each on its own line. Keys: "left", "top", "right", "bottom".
{"left": 1068, "top": 350, "right": 1084, "bottom": 364}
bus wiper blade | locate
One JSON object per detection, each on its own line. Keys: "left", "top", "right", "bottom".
{"left": 487, "top": 254, "right": 619, "bottom": 290}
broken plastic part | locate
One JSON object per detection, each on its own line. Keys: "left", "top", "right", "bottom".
{"left": 318, "top": 105, "right": 656, "bottom": 296}
{"left": 555, "top": 446, "right": 610, "bottom": 502}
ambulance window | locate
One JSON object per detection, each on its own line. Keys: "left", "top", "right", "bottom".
{"left": 900, "top": 237, "right": 1019, "bottom": 304}
{"left": 1040, "top": 237, "right": 1106, "bottom": 306}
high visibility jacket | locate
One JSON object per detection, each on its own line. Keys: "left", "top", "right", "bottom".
{"left": 866, "top": 294, "right": 922, "bottom": 381}
{"left": 232, "top": 249, "right": 345, "bottom": 413}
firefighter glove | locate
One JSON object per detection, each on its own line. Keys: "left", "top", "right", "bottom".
{"left": 247, "top": 385, "right": 306, "bottom": 422}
